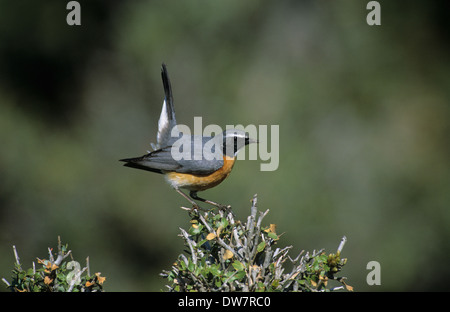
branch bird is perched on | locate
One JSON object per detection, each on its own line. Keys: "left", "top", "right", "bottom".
{"left": 120, "top": 64, "right": 257, "bottom": 210}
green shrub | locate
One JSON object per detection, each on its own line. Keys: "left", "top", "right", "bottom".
{"left": 161, "top": 195, "right": 351, "bottom": 292}
{"left": 2, "top": 237, "right": 105, "bottom": 292}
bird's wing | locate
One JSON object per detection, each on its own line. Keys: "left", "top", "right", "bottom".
{"left": 121, "top": 136, "right": 224, "bottom": 175}
{"left": 176, "top": 157, "right": 224, "bottom": 175}
{"left": 120, "top": 148, "right": 181, "bottom": 174}
{"left": 173, "top": 135, "right": 223, "bottom": 174}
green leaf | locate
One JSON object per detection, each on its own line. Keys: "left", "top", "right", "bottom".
{"left": 198, "top": 238, "right": 208, "bottom": 247}
{"left": 256, "top": 282, "right": 266, "bottom": 291}
{"left": 168, "top": 271, "right": 176, "bottom": 281}
{"left": 220, "top": 218, "right": 229, "bottom": 228}
{"left": 209, "top": 265, "right": 221, "bottom": 277}
{"left": 313, "top": 262, "right": 320, "bottom": 271}
{"left": 234, "top": 270, "right": 246, "bottom": 281}
{"left": 189, "top": 224, "right": 203, "bottom": 235}
{"left": 188, "top": 261, "right": 195, "bottom": 272}
{"left": 232, "top": 261, "right": 245, "bottom": 271}
{"left": 257, "top": 241, "right": 266, "bottom": 252}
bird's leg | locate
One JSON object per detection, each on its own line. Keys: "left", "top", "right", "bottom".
{"left": 189, "top": 191, "right": 231, "bottom": 211}
{"left": 174, "top": 187, "right": 207, "bottom": 212}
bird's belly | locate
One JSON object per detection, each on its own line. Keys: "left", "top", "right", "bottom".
{"left": 165, "top": 156, "right": 236, "bottom": 191}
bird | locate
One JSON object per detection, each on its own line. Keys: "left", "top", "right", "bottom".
{"left": 120, "top": 63, "right": 257, "bottom": 210}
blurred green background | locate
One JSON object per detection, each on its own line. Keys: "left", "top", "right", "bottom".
{"left": 1, "top": 0, "right": 449, "bottom": 291}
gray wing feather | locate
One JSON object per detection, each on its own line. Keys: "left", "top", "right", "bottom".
{"left": 121, "top": 135, "right": 224, "bottom": 175}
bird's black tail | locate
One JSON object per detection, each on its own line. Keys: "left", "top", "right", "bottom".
{"left": 119, "top": 156, "right": 164, "bottom": 174}
{"left": 161, "top": 63, "right": 176, "bottom": 123}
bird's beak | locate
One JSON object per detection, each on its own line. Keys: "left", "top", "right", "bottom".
{"left": 248, "top": 138, "right": 258, "bottom": 144}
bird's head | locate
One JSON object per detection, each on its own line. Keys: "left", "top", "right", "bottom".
{"left": 221, "top": 129, "right": 257, "bottom": 157}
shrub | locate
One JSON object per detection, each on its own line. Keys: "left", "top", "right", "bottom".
{"left": 2, "top": 237, "right": 105, "bottom": 292}
{"left": 161, "top": 195, "right": 351, "bottom": 292}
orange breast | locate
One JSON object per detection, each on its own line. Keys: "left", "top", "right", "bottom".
{"left": 165, "top": 156, "right": 236, "bottom": 191}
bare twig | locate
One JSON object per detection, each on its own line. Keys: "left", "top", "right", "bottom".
{"left": 67, "top": 267, "right": 87, "bottom": 292}
{"left": 180, "top": 228, "right": 197, "bottom": 265}
{"left": 337, "top": 236, "right": 347, "bottom": 255}
{"left": 86, "top": 257, "right": 91, "bottom": 277}
{"left": 2, "top": 277, "right": 10, "bottom": 287}
{"left": 13, "top": 245, "right": 21, "bottom": 269}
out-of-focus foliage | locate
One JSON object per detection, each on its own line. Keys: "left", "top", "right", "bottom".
{"left": 3, "top": 238, "right": 105, "bottom": 292}
{"left": 1, "top": 1, "right": 449, "bottom": 291}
